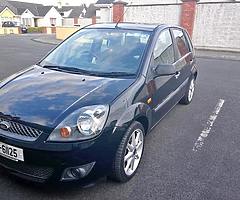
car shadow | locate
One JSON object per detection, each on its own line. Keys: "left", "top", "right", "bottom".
{"left": 0, "top": 167, "right": 111, "bottom": 194}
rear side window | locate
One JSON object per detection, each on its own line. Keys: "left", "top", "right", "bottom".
{"left": 153, "top": 29, "right": 175, "bottom": 66}
{"left": 172, "top": 29, "right": 190, "bottom": 59}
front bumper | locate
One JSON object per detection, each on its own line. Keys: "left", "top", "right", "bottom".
{"left": 0, "top": 127, "right": 125, "bottom": 183}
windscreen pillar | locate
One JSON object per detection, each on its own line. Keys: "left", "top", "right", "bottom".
{"left": 180, "top": 0, "right": 197, "bottom": 38}
{"left": 112, "top": 1, "right": 128, "bottom": 23}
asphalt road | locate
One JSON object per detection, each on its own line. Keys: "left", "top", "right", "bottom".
{"left": 0, "top": 34, "right": 240, "bottom": 200}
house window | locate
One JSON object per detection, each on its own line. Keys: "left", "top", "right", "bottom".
{"left": 23, "top": 18, "right": 31, "bottom": 26}
{"left": 2, "top": 17, "right": 13, "bottom": 22}
{"left": 50, "top": 18, "right": 56, "bottom": 26}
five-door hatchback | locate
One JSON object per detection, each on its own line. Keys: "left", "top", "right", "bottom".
{"left": 0, "top": 23, "right": 197, "bottom": 184}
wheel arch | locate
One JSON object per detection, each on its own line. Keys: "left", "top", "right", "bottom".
{"left": 114, "top": 102, "right": 152, "bottom": 134}
{"left": 193, "top": 71, "right": 198, "bottom": 80}
{"left": 191, "top": 65, "right": 198, "bottom": 80}
{"left": 135, "top": 115, "right": 149, "bottom": 135}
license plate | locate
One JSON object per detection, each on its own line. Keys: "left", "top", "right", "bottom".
{"left": 0, "top": 142, "right": 24, "bottom": 162}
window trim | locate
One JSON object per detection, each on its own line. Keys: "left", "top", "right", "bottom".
{"left": 152, "top": 28, "right": 175, "bottom": 64}
{"left": 146, "top": 27, "right": 176, "bottom": 80}
{"left": 151, "top": 28, "right": 176, "bottom": 65}
{"left": 170, "top": 27, "right": 191, "bottom": 61}
{"left": 183, "top": 29, "right": 194, "bottom": 55}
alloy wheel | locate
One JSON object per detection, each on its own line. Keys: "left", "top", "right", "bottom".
{"left": 123, "top": 129, "right": 144, "bottom": 176}
{"left": 188, "top": 79, "right": 195, "bottom": 102}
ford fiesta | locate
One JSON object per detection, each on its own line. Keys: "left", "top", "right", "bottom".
{"left": 0, "top": 23, "right": 197, "bottom": 184}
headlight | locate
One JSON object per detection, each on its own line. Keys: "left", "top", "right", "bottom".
{"left": 47, "top": 105, "right": 109, "bottom": 142}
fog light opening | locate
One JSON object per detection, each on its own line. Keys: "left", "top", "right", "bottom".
{"left": 71, "top": 168, "right": 87, "bottom": 178}
{"left": 61, "top": 162, "right": 95, "bottom": 181}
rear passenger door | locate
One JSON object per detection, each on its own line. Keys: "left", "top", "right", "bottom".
{"left": 170, "top": 28, "right": 193, "bottom": 92}
{"left": 146, "top": 29, "right": 177, "bottom": 125}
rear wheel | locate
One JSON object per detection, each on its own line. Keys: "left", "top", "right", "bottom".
{"left": 109, "top": 121, "right": 145, "bottom": 182}
{"left": 179, "top": 76, "right": 196, "bottom": 105}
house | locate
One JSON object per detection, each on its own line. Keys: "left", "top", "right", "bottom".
{"left": 57, "top": 5, "right": 85, "bottom": 26}
{"left": 95, "top": 0, "right": 114, "bottom": 22}
{"left": 94, "top": 0, "right": 185, "bottom": 23}
{"left": 0, "top": 0, "right": 23, "bottom": 26}
{"left": 35, "top": 6, "right": 62, "bottom": 27}
{"left": 0, "top": 0, "right": 63, "bottom": 27}
{"left": 8, "top": 1, "right": 63, "bottom": 27}
{"left": 57, "top": 4, "right": 97, "bottom": 27}
{"left": 0, "top": 0, "right": 96, "bottom": 29}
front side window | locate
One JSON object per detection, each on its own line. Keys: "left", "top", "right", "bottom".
{"left": 172, "top": 29, "right": 190, "bottom": 59}
{"left": 40, "top": 29, "right": 151, "bottom": 76}
{"left": 153, "top": 29, "right": 175, "bottom": 66}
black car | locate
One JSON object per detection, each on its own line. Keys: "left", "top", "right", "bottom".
{"left": 20, "top": 25, "right": 28, "bottom": 33}
{"left": 0, "top": 23, "right": 197, "bottom": 184}
{"left": 2, "top": 21, "right": 28, "bottom": 33}
{"left": 2, "top": 21, "right": 16, "bottom": 27}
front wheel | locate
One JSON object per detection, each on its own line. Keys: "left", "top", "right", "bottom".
{"left": 179, "top": 76, "right": 196, "bottom": 105}
{"left": 109, "top": 121, "right": 145, "bottom": 182}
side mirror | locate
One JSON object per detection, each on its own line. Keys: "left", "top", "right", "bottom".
{"left": 153, "top": 64, "right": 176, "bottom": 77}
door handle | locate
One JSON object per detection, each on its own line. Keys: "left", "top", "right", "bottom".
{"left": 175, "top": 71, "right": 181, "bottom": 79}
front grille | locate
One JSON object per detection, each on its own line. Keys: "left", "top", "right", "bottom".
{"left": 0, "top": 117, "right": 43, "bottom": 141}
{"left": 0, "top": 156, "right": 54, "bottom": 181}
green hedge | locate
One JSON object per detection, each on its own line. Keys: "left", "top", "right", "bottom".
{"left": 27, "top": 27, "right": 45, "bottom": 33}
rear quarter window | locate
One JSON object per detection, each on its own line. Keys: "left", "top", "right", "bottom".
{"left": 184, "top": 30, "right": 194, "bottom": 53}
{"left": 172, "top": 29, "right": 190, "bottom": 59}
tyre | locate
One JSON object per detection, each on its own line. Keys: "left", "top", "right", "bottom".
{"left": 179, "top": 76, "right": 196, "bottom": 105}
{"left": 109, "top": 121, "right": 145, "bottom": 182}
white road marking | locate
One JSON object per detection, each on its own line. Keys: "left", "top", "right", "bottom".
{"left": 192, "top": 99, "right": 225, "bottom": 152}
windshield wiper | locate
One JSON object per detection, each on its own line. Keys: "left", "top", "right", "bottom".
{"left": 42, "top": 65, "right": 61, "bottom": 69}
{"left": 40, "top": 64, "right": 136, "bottom": 77}
{"left": 41, "top": 65, "right": 93, "bottom": 75}
{"left": 97, "top": 72, "right": 136, "bottom": 77}
{"left": 39, "top": 64, "right": 64, "bottom": 70}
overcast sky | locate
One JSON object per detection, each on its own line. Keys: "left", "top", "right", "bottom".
{"left": 9, "top": 0, "right": 97, "bottom": 6}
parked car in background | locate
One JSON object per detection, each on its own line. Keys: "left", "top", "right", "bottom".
{"left": 0, "top": 23, "right": 197, "bottom": 184}
{"left": 2, "top": 21, "right": 16, "bottom": 27}
{"left": 2, "top": 21, "right": 28, "bottom": 33}
{"left": 20, "top": 25, "right": 28, "bottom": 33}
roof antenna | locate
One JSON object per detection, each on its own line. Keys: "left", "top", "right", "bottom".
{"left": 115, "top": 1, "right": 132, "bottom": 28}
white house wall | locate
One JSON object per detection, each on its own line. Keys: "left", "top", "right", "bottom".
{"left": 63, "top": 18, "right": 74, "bottom": 26}
{"left": 39, "top": 7, "right": 62, "bottom": 27}
{"left": 129, "top": 0, "right": 181, "bottom": 5}
{"left": 37, "top": 18, "right": 45, "bottom": 27}
{"left": 97, "top": 7, "right": 112, "bottom": 23}
{"left": 21, "top": 10, "right": 34, "bottom": 26}
{"left": 124, "top": 4, "right": 180, "bottom": 25}
{"left": 127, "top": 0, "right": 239, "bottom": 4}
{"left": 80, "top": 18, "right": 92, "bottom": 27}
{"left": 192, "top": 2, "right": 240, "bottom": 51}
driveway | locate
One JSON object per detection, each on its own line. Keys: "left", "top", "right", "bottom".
{"left": 0, "top": 35, "right": 240, "bottom": 200}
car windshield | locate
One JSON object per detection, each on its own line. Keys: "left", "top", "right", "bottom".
{"left": 40, "top": 28, "right": 151, "bottom": 76}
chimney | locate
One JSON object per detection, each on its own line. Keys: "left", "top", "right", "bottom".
{"left": 57, "top": 0, "right": 62, "bottom": 9}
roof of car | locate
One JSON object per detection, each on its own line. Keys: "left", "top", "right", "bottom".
{"left": 86, "top": 23, "right": 169, "bottom": 32}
